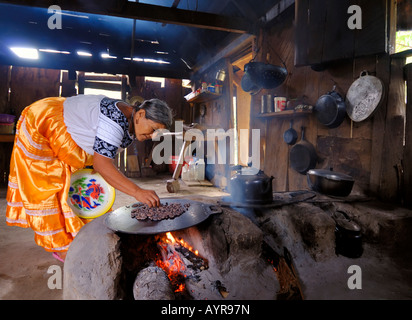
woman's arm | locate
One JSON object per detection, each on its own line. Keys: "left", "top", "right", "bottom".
{"left": 92, "top": 152, "right": 160, "bottom": 207}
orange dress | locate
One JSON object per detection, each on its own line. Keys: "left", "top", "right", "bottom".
{"left": 6, "top": 97, "right": 94, "bottom": 253}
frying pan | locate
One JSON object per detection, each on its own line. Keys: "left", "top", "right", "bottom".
{"left": 104, "top": 198, "right": 222, "bottom": 235}
{"left": 289, "top": 127, "right": 317, "bottom": 175}
{"left": 283, "top": 120, "right": 298, "bottom": 145}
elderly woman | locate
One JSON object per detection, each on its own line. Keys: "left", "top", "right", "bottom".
{"left": 6, "top": 95, "right": 173, "bottom": 261}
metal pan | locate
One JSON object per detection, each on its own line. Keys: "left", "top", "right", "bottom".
{"left": 314, "top": 89, "right": 347, "bottom": 128}
{"left": 283, "top": 120, "right": 298, "bottom": 145}
{"left": 104, "top": 198, "right": 222, "bottom": 235}
{"left": 289, "top": 127, "right": 317, "bottom": 175}
{"left": 345, "top": 71, "right": 385, "bottom": 122}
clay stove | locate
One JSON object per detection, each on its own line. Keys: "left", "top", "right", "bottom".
{"left": 63, "top": 205, "right": 297, "bottom": 300}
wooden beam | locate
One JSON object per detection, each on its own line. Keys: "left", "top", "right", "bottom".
{"left": 261, "top": 0, "right": 295, "bottom": 24}
{"left": 194, "top": 34, "right": 255, "bottom": 74}
{"left": 0, "top": 0, "right": 251, "bottom": 34}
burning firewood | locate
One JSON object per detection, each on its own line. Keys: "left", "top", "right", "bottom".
{"left": 154, "top": 232, "right": 208, "bottom": 298}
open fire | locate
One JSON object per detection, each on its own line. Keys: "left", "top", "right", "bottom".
{"left": 155, "top": 232, "right": 208, "bottom": 295}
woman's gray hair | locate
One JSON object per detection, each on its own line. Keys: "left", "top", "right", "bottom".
{"left": 137, "top": 99, "right": 173, "bottom": 130}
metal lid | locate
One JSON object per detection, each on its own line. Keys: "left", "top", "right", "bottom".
{"left": 307, "top": 169, "right": 354, "bottom": 182}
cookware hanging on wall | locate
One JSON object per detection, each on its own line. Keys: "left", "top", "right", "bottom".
{"left": 244, "top": 61, "right": 288, "bottom": 89}
{"left": 345, "top": 71, "right": 385, "bottom": 122}
{"left": 289, "top": 127, "right": 317, "bottom": 175}
{"left": 314, "top": 86, "right": 347, "bottom": 128}
{"left": 241, "top": 72, "right": 260, "bottom": 93}
{"left": 283, "top": 120, "right": 298, "bottom": 145}
{"left": 241, "top": 54, "right": 288, "bottom": 93}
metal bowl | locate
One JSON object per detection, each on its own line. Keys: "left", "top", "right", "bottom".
{"left": 306, "top": 169, "right": 354, "bottom": 197}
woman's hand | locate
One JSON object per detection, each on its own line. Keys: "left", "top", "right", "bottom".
{"left": 134, "top": 187, "right": 160, "bottom": 208}
{"left": 92, "top": 153, "right": 160, "bottom": 207}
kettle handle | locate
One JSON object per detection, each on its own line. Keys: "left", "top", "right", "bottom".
{"left": 262, "top": 176, "right": 274, "bottom": 194}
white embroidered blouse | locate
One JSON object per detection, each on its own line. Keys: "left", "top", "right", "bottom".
{"left": 63, "top": 95, "right": 133, "bottom": 159}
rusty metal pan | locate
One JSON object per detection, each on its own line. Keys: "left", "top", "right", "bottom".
{"left": 104, "top": 198, "right": 222, "bottom": 235}
{"left": 345, "top": 71, "right": 385, "bottom": 122}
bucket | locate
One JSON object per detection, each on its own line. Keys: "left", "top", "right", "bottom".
{"left": 168, "top": 156, "right": 192, "bottom": 176}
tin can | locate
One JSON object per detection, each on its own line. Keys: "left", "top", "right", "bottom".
{"left": 275, "top": 97, "right": 287, "bottom": 112}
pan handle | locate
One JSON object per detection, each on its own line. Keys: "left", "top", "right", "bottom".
{"left": 205, "top": 205, "right": 223, "bottom": 216}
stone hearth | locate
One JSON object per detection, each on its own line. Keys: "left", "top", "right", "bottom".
{"left": 63, "top": 193, "right": 412, "bottom": 300}
{"left": 63, "top": 205, "right": 280, "bottom": 300}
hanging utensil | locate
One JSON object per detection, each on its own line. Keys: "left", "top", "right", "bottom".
{"left": 314, "top": 86, "right": 347, "bottom": 128}
{"left": 289, "top": 127, "right": 317, "bottom": 175}
{"left": 283, "top": 120, "right": 298, "bottom": 145}
{"left": 345, "top": 71, "right": 385, "bottom": 122}
{"left": 244, "top": 61, "right": 288, "bottom": 90}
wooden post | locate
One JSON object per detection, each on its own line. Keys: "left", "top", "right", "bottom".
{"left": 403, "top": 63, "right": 412, "bottom": 208}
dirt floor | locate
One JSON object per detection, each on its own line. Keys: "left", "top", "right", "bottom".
{"left": 1, "top": 173, "right": 411, "bottom": 300}
{"left": 0, "top": 174, "right": 227, "bottom": 300}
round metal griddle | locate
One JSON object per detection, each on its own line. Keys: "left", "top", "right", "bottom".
{"left": 104, "top": 198, "right": 222, "bottom": 235}
{"left": 345, "top": 71, "right": 384, "bottom": 122}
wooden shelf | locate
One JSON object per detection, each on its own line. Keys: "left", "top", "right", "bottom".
{"left": 185, "top": 91, "right": 223, "bottom": 104}
{"left": 0, "top": 134, "right": 15, "bottom": 143}
{"left": 256, "top": 109, "right": 312, "bottom": 119}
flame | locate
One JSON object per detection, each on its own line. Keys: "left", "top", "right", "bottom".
{"left": 155, "top": 232, "right": 200, "bottom": 293}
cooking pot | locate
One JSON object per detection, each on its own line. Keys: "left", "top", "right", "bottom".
{"left": 314, "top": 88, "right": 347, "bottom": 128}
{"left": 229, "top": 166, "right": 274, "bottom": 204}
{"left": 306, "top": 168, "right": 354, "bottom": 197}
{"left": 333, "top": 210, "right": 363, "bottom": 258}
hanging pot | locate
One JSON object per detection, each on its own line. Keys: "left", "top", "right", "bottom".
{"left": 345, "top": 71, "right": 385, "bottom": 122}
{"left": 314, "top": 87, "right": 347, "bottom": 128}
{"left": 289, "top": 127, "right": 317, "bottom": 175}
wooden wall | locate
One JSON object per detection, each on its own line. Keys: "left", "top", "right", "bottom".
{"left": 249, "top": 7, "right": 406, "bottom": 201}
{"left": 0, "top": 66, "right": 60, "bottom": 187}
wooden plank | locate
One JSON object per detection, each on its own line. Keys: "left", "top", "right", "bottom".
{"left": 0, "top": 0, "right": 251, "bottom": 34}
{"left": 9, "top": 66, "right": 60, "bottom": 116}
{"left": 369, "top": 54, "right": 390, "bottom": 195}
{"left": 354, "top": 0, "right": 388, "bottom": 57}
{"left": 403, "top": 63, "right": 412, "bottom": 208}
{"left": 0, "top": 65, "right": 10, "bottom": 114}
{"left": 316, "top": 136, "right": 371, "bottom": 194}
{"left": 322, "top": 0, "right": 354, "bottom": 63}
{"left": 294, "top": 0, "right": 325, "bottom": 66}
{"left": 84, "top": 81, "right": 122, "bottom": 91}
{"left": 61, "top": 70, "right": 76, "bottom": 97}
